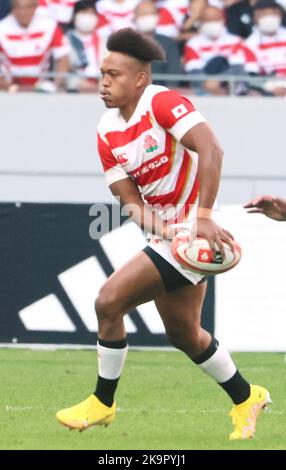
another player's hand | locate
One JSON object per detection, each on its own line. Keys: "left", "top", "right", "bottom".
{"left": 244, "top": 195, "right": 286, "bottom": 221}
{"left": 192, "top": 218, "right": 235, "bottom": 260}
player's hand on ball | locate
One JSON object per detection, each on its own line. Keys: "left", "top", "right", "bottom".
{"left": 171, "top": 226, "right": 241, "bottom": 275}
{"left": 194, "top": 218, "right": 235, "bottom": 260}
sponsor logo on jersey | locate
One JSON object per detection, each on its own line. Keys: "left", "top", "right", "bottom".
{"left": 143, "top": 135, "right": 158, "bottom": 153}
{"left": 132, "top": 156, "right": 169, "bottom": 179}
{"left": 116, "top": 153, "right": 128, "bottom": 165}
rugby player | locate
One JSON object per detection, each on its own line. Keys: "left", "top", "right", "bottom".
{"left": 56, "top": 28, "right": 271, "bottom": 439}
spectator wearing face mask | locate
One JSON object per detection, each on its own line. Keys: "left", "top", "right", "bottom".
{"left": 67, "top": 0, "right": 111, "bottom": 92}
{"left": 157, "top": 0, "right": 226, "bottom": 41}
{"left": 96, "top": 0, "right": 141, "bottom": 32}
{"left": 38, "top": 0, "right": 80, "bottom": 29}
{"left": 244, "top": 0, "right": 286, "bottom": 86}
{"left": 0, "top": 0, "right": 70, "bottom": 92}
{"left": 156, "top": 0, "right": 190, "bottom": 39}
{"left": 226, "top": 0, "right": 261, "bottom": 39}
{"left": 134, "top": 0, "right": 182, "bottom": 88}
{"left": 184, "top": 6, "right": 246, "bottom": 74}
{"left": 226, "top": 0, "right": 286, "bottom": 39}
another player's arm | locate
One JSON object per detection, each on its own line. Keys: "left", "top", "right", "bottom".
{"left": 109, "top": 177, "right": 175, "bottom": 239}
{"left": 244, "top": 195, "right": 286, "bottom": 221}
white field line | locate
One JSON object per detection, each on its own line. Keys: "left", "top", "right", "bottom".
{"left": 4, "top": 405, "right": 282, "bottom": 415}
{"left": 5, "top": 405, "right": 58, "bottom": 412}
{"left": 0, "top": 344, "right": 285, "bottom": 358}
{"left": 0, "top": 344, "right": 175, "bottom": 352}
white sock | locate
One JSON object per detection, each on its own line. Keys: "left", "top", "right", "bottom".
{"left": 197, "top": 342, "right": 236, "bottom": 383}
{"left": 97, "top": 342, "right": 128, "bottom": 380}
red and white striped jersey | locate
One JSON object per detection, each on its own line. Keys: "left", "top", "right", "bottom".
{"left": 157, "top": 0, "right": 188, "bottom": 38}
{"left": 184, "top": 29, "right": 245, "bottom": 72}
{"left": 244, "top": 27, "right": 286, "bottom": 76}
{"left": 97, "top": 84, "right": 206, "bottom": 222}
{"left": 38, "top": 0, "right": 79, "bottom": 24}
{"left": 96, "top": 0, "right": 140, "bottom": 32}
{"left": 0, "top": 9, "right": 69, "bottom": 85}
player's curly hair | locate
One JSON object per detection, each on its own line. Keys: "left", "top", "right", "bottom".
{"left": 107, "top": 28, "right": 166, "bottom": 63}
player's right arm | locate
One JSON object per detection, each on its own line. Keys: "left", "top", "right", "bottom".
{"left": 97, "top": 132, "right": 175, "bottom": 239}
{"left": 109, "top": 177, "right": 175, "bottom": 239}
{"left": 244, "top": 195, "right": 286, "bottom": 221}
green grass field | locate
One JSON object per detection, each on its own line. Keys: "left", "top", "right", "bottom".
{"left": 0, "top": 349, "right": 285, "bottom": 450}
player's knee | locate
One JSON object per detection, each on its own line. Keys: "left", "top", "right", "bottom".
{"left": 166, "top": 330, "right": 189, "bottom": 351}
{"left": 95, "top": 285, "right": 120, "bottom": 321}
{"left": 166, "top": 331, "right": 184, "bottom": 351}
{"left": 166, "top": 325, "right": 201, "bottom": 352}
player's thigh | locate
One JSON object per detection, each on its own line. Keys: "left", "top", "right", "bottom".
{"left": 100, "top": 250, "right": 166, "bottom": 312}
{"left": 155, "top": 281, "right": 207, "bottom": 333}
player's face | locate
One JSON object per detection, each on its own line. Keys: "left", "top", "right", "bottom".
{"left": 99, "top": 52, "right": 142, "bottom": 109}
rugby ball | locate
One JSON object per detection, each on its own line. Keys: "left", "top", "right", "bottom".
{"left": 171, "top": 233, "right": 241, "bottom": 275}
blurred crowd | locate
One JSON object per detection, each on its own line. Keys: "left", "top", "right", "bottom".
{"left": 1, "top": 0, "right": 286, "bottom": 95}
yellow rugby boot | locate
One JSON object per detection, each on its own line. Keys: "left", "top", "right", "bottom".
{"left": 229, "top": 384, "right": 272, "bottom": 440}
{"left": 56, "top": 395, "right": 116, "bottom": 431}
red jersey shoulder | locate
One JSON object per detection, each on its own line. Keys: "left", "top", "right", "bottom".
{"left": 97, "top": 132, "right": 117, "bottom": 172}
{"left": 151, "top": 90, "right": 196, "bottom": 129}
{"left": 50, "top": 24, "right": 65, "bottom": 47}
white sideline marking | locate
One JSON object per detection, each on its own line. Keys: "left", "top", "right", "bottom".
{"left": 5, "top": 405, "right": 58, "bottom": 412}
{"left": 0, "top": 344, "right": 175, "bottom": 351}
{"left": 5, "top": 406, "right": 282, "bottom": 415}
{"left": 116, "top": 407, "right": 281, "bottom": 415}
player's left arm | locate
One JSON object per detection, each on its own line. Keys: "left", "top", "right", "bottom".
{"left": 181, "top": 122, "right": 222, "bottom": 219}
{"left": 181, "top": 122, "right": 235, "bottom": 258}
{"left": 152, "top": 90, "right": 234, "bottom": 257}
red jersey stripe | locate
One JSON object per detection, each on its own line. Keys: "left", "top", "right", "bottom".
{"left": 8, "top": 55, "right": 46, "bottom": 66}
{"left": 173, "top": 175, "right": 200, "bottom": 223}
{"left": 145, "top": 150, "right": 190, "bottom": 207}
{"left": 184, "top": 46, "right": 200, "bottom": 62}
{"left": 105, "top": 112, "right": 153, "bottom": 148}
{"left": 259, "top": 41, "right": 286, "bottom": 50}
{"left": 6, "top": 32, "right": 45, "bottom": 41}
{"left": 14, "top": 77, "right": 39, "bottom": 85}
{"left": 158, "top": 7, "right": 175, "bottom": 26}
{"left": 103, "top": 9, "right": 134, "bottom": 17}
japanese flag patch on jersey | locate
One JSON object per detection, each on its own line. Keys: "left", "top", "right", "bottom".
{"left": 171, "top": 104, "right": 188, "bottom": 119}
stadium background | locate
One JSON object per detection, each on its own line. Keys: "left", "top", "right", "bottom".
{"left": 1, "top": 0, "right": 286, "bottom": 451}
